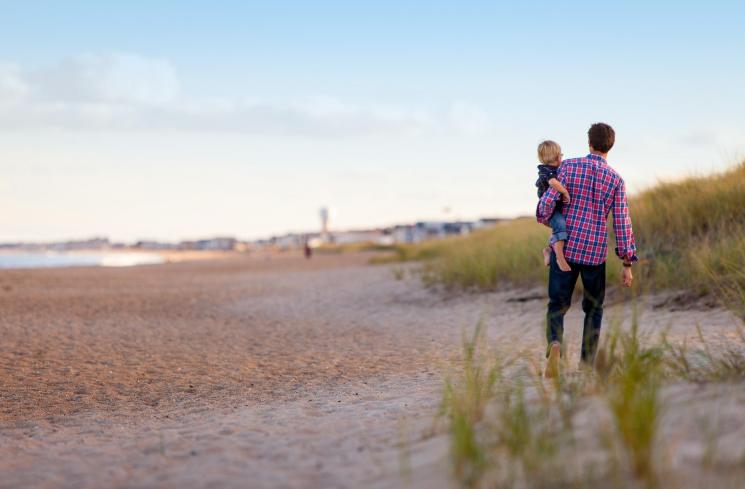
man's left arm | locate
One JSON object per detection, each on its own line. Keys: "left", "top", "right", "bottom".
{"left": 611, "top": 179, "right": 638, "bottom": 264}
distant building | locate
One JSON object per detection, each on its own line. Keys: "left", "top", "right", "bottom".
{"left": 390, "top": 224, "right": 417, "bottom": 244}
{"left": 180, "top": 237, "right": 237, "bottom": 251}
{"left": 134, "top": 240, "right": 178, "bottom": 250}
{"left": 266, "top": 234, "right": 307, "bottom": 250}
{"left": 331, "top": 229, "right": 386, "bottom": 245}
{"left": 52, "top": 237, "right": 110, "bottom": 251}
{"left": 242, "top": 214, "right": 507, "bottom": 249}
{"left": 387, "top": 221, "right": 483, "bottom": 243}
{"left": 319, "top": 207, "right": 330, "bottom": 240}
{"left": 474, "top": 217, "right": 502, "bottom": 229}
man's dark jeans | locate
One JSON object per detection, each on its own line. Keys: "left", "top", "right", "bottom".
{"left": 546, "top": 252, "right": 606, "bottom": 364}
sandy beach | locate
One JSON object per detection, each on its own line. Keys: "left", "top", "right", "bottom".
{"left": 1, "top": 253, "right": 743, "bottom": 488}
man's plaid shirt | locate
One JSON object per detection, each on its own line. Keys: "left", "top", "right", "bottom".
{"left": 537, "top": 153, "right": 638, "bottom": 266}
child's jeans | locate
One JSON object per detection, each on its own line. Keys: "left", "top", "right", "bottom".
{"left": 548, "top": 211, "right": 568, "bottom": 245}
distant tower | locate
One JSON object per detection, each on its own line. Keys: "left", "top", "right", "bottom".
{"left": 319, "top": 207, "right": 330, "bottom": 239}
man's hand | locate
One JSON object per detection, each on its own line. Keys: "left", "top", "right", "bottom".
{"left": 561, "top": 192, "right": 571, "bottom": 204}
{"left": 622, "top": 266, "right": 633, "bottom": 288}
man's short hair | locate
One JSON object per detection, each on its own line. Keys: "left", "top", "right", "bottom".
{"left": 537, "top": 140, "right": 562, "bottom": 165}
{"left": 588, "top": 123, "right": 615, "bottom": 153}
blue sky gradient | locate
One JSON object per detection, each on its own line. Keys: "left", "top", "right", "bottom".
{"left": 1, "top": 1, "right": 744, "bottom": 241}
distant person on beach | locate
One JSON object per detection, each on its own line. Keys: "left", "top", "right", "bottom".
{"left": 535, "top": 140, "right": 572, "bottom": 272}
{"left": 304, "top": 240, "right": 312, "bottom": 259}
{"left": 536, "top": 123, "right": 637, "bottom": 378}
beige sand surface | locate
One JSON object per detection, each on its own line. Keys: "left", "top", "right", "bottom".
{"left": 0, "top": 253, "right": 742, "bottom": 488}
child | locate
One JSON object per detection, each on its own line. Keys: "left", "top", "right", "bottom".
{"left": 535, "top": 140, "right": 572, "bottom": 272}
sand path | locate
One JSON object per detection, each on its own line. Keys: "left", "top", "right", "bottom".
{"left": 0, "top": 253, "right": 740, "bottom": 488}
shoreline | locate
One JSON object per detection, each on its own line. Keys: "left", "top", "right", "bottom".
{"left": 0, "top": 248, "right": 242, "bottom": 270}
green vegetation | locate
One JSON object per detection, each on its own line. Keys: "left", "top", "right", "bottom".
{"left": 598, "top": 321, "right": 663, "bottom": 482}
{"left": 376, "top": 162, "right": 745, "bottom": 298}
{"left": 368, "top": 238, "right": 448, "bottom": 263}
{"left": 661, "top": 324, "right": 745, "bottom": 383}
{"left": 441, "top": 325, "right": 503, "bottom": 486}
{"left": 314, "top": 241, "right": 395, "bottom": 254}
{"left": 441, "top": 318, "right": 745, "bottom": 489}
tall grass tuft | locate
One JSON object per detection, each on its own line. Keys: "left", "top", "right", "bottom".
{"left": 597, "top": 320, "right": 664, "bottom": 485}
{"left": 442, "top": 320, "right": 701, "bottom": 488}
{"left": 491, "top": 376, "right": 574, "bottom": 487}
{"left": 442, "top": 330, "right": 603, "bottom": 488}
{"left": 662, "top": 324, "right": 745, "bottom": 382}
{"left": 441, "top": 295, "right": 745, "bottom": 488}
{"left": 441, "top": 324, "right": 503, "bottom": 487}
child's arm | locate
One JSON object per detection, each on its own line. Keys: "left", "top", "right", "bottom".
{"left": 548, "top": 178, "right": 571, "bottom": 204}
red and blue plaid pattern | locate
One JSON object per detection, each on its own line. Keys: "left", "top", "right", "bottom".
{"left": 537, "top": 154, "right": 638, "bottom": 265}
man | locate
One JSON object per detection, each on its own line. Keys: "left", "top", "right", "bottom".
{"left": 537, "top": 122, "right": 637, "bottom": 378}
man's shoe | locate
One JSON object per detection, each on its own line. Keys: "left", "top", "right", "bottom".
{"left": 544, "top": 342, "right": 561, "bottom": 379}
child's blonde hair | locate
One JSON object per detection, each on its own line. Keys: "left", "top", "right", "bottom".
{"left": 537, "top": 140, "right": 562, "bottom": 165}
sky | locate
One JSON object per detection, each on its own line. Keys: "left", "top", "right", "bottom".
{"left": 1, "top": 1, "right": 744, "bottom": 242}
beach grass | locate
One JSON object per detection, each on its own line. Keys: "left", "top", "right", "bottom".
{"left": 441, "top": 324, "right": 503, "bottom": 486}
{"left": 598, "top": 321, "right": 663, "bottom": 483}
{"left": 376, "top": 162, "right": 745, "bottom": 302}
{"left": 442, "top": 316, "right": 745, "bottom": 489}
{"left": 661, "top": 324, "right": 745, "bottom": 382}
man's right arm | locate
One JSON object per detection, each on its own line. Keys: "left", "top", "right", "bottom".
{"left": 537, "top": 189, "right": 559, "bottom": 225}
{"left": 548, "top": 178, "right": 570, "bottom": 203}
{"left": 537, "top": 165, "right": 567, "bottom": 224}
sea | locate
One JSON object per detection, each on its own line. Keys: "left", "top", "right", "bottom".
{"left": 0, "top": 251, "right": 165, "bottom": 269}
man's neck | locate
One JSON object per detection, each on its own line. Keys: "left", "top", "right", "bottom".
{"left": 589, "top": 150, "right": 608, "bottom": 160}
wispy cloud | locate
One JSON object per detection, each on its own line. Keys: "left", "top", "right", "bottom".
{"left": 0, "top": 63, "right": 29, "bottom": 102}
{"left": 31, "top": 53, "right": 181, "bottom": 105}
{"left": 0, "top": 53, "right": 473, "bottom": 137}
